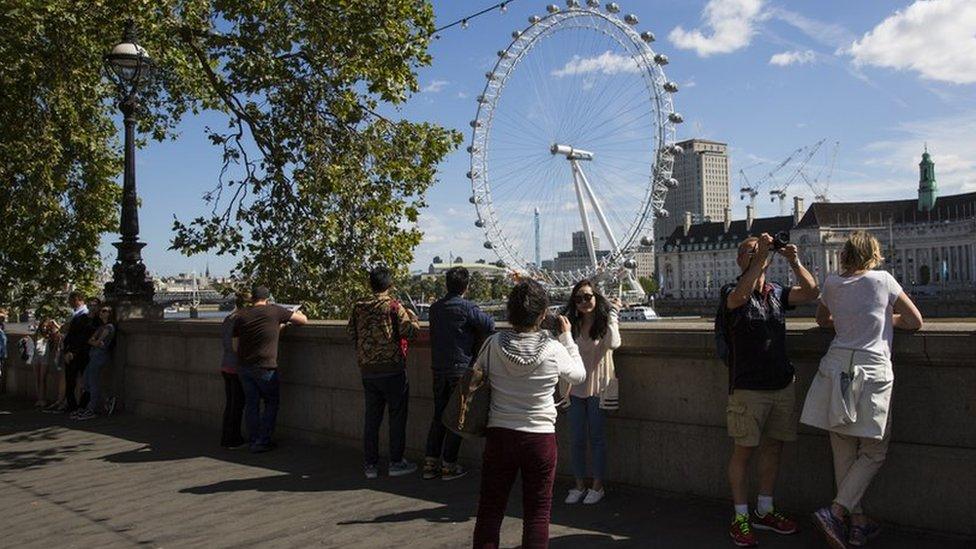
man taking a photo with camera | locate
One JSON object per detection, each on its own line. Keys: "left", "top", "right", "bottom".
{"left": 717, "top": 233, "right": 819, "bottom": 547}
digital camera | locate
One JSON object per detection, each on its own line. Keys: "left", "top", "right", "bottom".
{"left": 772, "top": 231, "right": 790, "bottom": 250}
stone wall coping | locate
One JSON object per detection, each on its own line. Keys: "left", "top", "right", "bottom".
{"left": 109, "top": 318, "right": 975, "bottom": 369}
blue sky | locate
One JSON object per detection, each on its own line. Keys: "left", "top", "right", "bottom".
{"left": 111, "top": 0, "right": 976, "bottom": 277}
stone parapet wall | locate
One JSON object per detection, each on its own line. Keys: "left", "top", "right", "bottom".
{"left": 4, "top": 319, "right": 974, "bottom": 537}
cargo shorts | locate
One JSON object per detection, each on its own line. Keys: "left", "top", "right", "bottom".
{"left": 726, "top": 381, "right": 797, "bottom": 447}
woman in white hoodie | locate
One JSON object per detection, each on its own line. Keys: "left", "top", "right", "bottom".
{"left": 801, "top": 231, "right": 922, "bottom": 549}
{"left": 473, "top": 279, "right": 586, "bottom": 549}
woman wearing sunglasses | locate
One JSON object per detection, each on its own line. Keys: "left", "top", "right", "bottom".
{"left": 72, "top": 306, "right": 116, "bottom": 420}
{"left": 561, "top": 279, "right": 621, "bottom": 505}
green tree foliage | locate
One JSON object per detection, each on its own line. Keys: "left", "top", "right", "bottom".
{"left": 639, "top": 276, "right": 659, "bottom": 296}
{"left": 1, "top": 1, "right": 459, "bottom": 318}
{"left": 466, "top": 272, "right": 491, "bottom": 302}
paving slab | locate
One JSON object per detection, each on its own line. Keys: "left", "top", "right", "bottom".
{"left": 0, "top": 397, "right": 969, "bottom": 548}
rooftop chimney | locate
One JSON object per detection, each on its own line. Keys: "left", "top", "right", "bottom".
{"left": 746, "top": 205, "right": 754, "bottom": 231}
{"left": 723, "top": 207, "right": 731, "bottom": 233}
{"left": 793, "top": 196, "right": 804, "bottom": 226}
{"left": 683, "top": 211, "right": 692, "bottom": 236}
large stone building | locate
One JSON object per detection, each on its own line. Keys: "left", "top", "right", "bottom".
{"left": 657, "top": 149, "right": 976, "bottom": 300}
{"left": 654, "top": 139, "right": 730, "bottom": 244}
{"left": 792, "top": 151, "right": 975, "bottom": 288}
{"left": 657, "top": 203, "right": 802, "bottom": 299}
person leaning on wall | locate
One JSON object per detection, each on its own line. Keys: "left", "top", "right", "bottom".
{"left": 802, "top": 230, "right": 923, "bottom": 549}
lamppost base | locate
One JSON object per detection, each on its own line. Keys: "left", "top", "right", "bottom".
{"left": 104, "top": 240, "right": 156, "bottom": 318}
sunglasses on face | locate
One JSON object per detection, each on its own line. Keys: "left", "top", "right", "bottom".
{"left": 573, "top": 293, "right": 595, "bottom": 304}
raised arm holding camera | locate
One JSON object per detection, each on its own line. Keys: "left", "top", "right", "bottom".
{"left": 718, "top": 232, "right": 818, "bottom": 547}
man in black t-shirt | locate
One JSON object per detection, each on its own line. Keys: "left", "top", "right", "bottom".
{"left": 719, "top": 233, "right": 819, "bottom": 547}
{"left": 233, "top": 285, "right": 307, "bottom": 453}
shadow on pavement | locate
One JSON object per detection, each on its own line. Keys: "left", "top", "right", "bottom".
{"left": 1, "top": 396, "right": 970, "bottom": 549}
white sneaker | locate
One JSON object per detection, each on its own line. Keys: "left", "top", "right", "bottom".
{"left": 565, "top": 488, "right": 587, "bottom": 504}
{"left": 583, "top": 488, "right": 605, "bottom": 504}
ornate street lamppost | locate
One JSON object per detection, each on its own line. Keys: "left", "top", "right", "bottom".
{"left": 103, "top": 20, "right": 156, "bottom": 313}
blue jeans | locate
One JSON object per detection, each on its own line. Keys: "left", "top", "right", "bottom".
{"left": 84, "top": 349, "right": 110, "bottom": 413}
{"left": 569, "top": 396, "right": 606, "bottom": 481}
{"left": 239, "top": 367, "right": 280, "bottom": 447}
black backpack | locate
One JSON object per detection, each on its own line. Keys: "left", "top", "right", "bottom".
{"left": 714, "top": 291, "right": 731, "bottom": 366}
{"left": 714, "top": 289, "right": 738, "bottom": 395}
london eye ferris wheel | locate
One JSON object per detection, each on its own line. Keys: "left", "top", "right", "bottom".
{"left": 467, "top": 0, "right": 683, "bottom": 296}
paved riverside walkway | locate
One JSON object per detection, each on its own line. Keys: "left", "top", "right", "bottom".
{"left": 0, "top": 398, "right": 967, "bottom": 549}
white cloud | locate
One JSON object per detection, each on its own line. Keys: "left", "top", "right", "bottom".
{"left": 861, "top": 112, "right": 976, "bottom": 195}
{"left": 769, "top": 49, "right": 816, "bottom": 66}
{"left": 421, "top": 79, "right": 449, "bottom": 93}
{"left": 456, "top": 91, "right": 468, "bottom": 99}
{"left": 668, "top": 0, "right": 766, "bottom": 57}
{"left": 847, "top": 0, "right": 976, "bottom": 84}
{"left": 682, "top": 77, "right": 697, "bottom": 89}
{"left": 551, "top": 51, "right": 640, "bottom": 77}
{"left": 770, "top": 8, "right": 854, "bottom": 50}
{"left": 412, "top": 211, "right": 484, "bottom": 270}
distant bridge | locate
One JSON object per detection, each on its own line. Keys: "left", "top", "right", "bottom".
{"left": 153, "top": 290, "right": 233, "bottom": 307}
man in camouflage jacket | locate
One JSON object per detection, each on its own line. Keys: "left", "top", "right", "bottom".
{"left": 347, "top": 266, "right": 420, "bottom": 478}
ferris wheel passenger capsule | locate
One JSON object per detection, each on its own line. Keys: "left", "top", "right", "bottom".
{"left": 623, "top": 258, "right": 638, "bottom": 269}
{"left": 566, "top": 0, "right": 581, "bottom": 8}
{"left": 640, "top": 236, "right": 653, "bottom": 246}
{"left": 477, "top": 95, "right": 486, "bottom": 103}
{"left": 475, "top": 219, "right": 485, "bottom": 228}
{"left": 512, "top": 29, "right": 522, "bottom": 39}
{"left": 624, "top": 14, "right": 639, "bottom": 25}
{"left": 484, "top": 241, "right": 494, "bottom": 249}
{"left": 469, "top": 195, "right": 479, "bottom": 204}
{"left": 664, "top": 81, "right": 679, "bottom": 92}
{"left": 655, "top": 209, "right": 670, "bottom": 219}
{"left": 666, "top": 177, "right": 680, "bottom": 189}
{"left": 485, "top": 71, "right": 495, "bottom": 80}
{"left": 654, "top": 53, "right": 669, "bottom": 65}
{"left": 668, "top": 112, "right": 684, "bottom": 123}
{"left": 547, "top": 4, "right": 560, "bottom": 13}
{"left": 605, "top": 3, "right": 620, "bottom": 13}
{"left": 587, "top": 0, "right": 600, "bottom": 6}
{"left": 669, "top": 144, "right": 684, "bottom": 155}
{"left": 497, "top": 50, "right": 509, "bottom": 58}
{"left": 529, "top": 15, "right": 541, "bottom": 24}
{"left": 640, "top": 31, "right": 656, "bottom": 42}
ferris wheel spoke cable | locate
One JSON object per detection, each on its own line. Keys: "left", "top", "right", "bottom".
{"left": 469, "top": 3, "right": 679, "bottom": 287}
{"left": 572, "top": 84, "right": 653, "bottom": 147}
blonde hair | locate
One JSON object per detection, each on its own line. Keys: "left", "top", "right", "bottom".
{"left": 840, "top": 230, "right": 883, "bottom": 273}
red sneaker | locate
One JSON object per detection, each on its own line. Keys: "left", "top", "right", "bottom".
{"left": 752, "top": 508, "right": 799, "bottom": 535}
{"left": 730, "top": 514, "right": 759, "bottom": 547}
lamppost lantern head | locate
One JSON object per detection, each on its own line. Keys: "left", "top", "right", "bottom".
{"left": 105, "top": 20, "right": 151, "bottom": 85}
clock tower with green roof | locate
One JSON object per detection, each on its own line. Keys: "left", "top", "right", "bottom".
{"left": 917, "top": 146, "right": 937, "bottom": 212}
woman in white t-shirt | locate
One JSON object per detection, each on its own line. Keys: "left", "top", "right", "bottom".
{"left": 802, "top": 230, "right": 922, "bottom": 548}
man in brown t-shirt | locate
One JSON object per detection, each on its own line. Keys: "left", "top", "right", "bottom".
{"left": 233, "top": 285, "right": 307, "bottom": 452}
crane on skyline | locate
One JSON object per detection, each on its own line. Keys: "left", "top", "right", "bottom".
{"left": 738, "top": 139, "right": 835, "bottom": 215}
{"left": 768, "top": 139, "right": 826, "bottom": 214}
{"left": 800, "top": 140, "right": 840, "bottom": 203}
